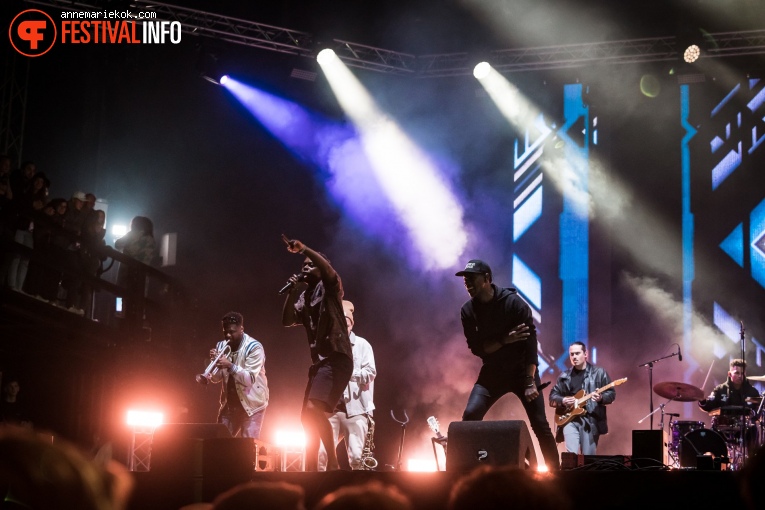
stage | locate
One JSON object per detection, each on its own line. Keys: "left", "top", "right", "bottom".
{"left": 128, "top": 466, "right": 748, "bottom": 510}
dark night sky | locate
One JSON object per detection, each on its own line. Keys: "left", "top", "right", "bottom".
{"left": 5, "top": 0, "right": 765, "bottom": 466}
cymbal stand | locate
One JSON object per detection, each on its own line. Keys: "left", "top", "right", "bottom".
{"left": 756, "top": 393, "right": 765, "bottom": 447}
{"left": 738, "top": 322, "right": 747, "bottom": 467}
{"left": 639, "top": 352, "right": 680, "bottom": 430}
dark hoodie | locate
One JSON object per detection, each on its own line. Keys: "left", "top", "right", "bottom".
{"left": 460, "top": 283, "right": 538, "bottom": 369}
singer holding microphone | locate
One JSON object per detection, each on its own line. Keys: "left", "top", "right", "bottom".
{"left": 281, "top": 235, "right": 353, "bottom": 471}
{"left": 205, "top": 311, "right": 269, "bottom": 439}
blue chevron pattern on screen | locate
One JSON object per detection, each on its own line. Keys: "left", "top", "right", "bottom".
{"left": 720, "top": 223, "right": 744, "bottom": 268}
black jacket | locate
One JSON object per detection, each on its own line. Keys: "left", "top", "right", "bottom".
{"left": 698, "top": 377, "right": 760, "bottom": 414}
{"left": 549, "top": 363, "right": 615, "bottom": 439}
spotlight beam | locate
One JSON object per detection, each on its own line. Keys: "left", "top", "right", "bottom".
{"left": 317, "top": 50, "right": 467, "bottom": 269}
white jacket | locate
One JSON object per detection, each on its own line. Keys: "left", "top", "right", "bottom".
{"left": 211, "top": 333, "right": 269, "bottom": 416}
{"left": 341, "top": 332, "right": 376, "bottom": 417}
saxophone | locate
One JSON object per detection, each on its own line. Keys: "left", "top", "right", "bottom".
{"left": 359, "top": 415, "right": 378, "bottom": 470}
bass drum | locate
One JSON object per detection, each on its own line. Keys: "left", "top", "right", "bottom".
{"left": 679, "top": 428, "right": 728, "bottom": 468}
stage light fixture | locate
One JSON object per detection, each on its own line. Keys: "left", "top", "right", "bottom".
{"left": 112, "top": 224, "right": 127, "bottom": 238}
{"left": 196, "top": 44, "right": 227, "bottom": 85}
{"left": 275, "top": 429, "right": 306, "bottom": 447}
{"left": 407, "top": 458, "right": 437, "bottom": 472}
{"left": 473, "top": 61, "right": 491, "bottom": 80}
{"left": 683, "top": 44, "right": 701, "bottom": 63}
{"left": 676, "top": 26, "right": 716, "bottom": 66}
{"left": 316, "top": 48, "right": 338, "bottom": 65}
{"left": 126, "top": 409, "right": 164, "bottom": 429}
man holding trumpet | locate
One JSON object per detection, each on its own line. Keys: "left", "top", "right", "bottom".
{"left": 203, "top": 311, "right": 269, "bottom": 439}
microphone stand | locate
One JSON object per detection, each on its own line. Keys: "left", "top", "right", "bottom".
{"left": 638, "top": 351, "right": 680, "bottom": 430}
{"left": 739, "top": 322, "right": 746, "bottom": 465}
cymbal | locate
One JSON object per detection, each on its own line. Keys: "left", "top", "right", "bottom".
{"left": 653, "top": 381, "right": 705, "bottom": 402}
{"left": 747, "top": 375, "right": 765, "bottom": 382}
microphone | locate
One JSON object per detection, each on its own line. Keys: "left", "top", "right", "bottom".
{"left": 678, "top": 346, "right": 682, "bottom": 362}
{"left": 278, "top": 273, "right": 306, "bottom": 295}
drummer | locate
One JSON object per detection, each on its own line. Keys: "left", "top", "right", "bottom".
{"left": 698, "top": 358, "right": 761, "bottom": 415}
{"left": 698, "top": 358, "right": 760, "bottom": 451}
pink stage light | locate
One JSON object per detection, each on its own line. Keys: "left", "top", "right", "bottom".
{"left": 126, "top": 409, "right": 164, "bottom": 430}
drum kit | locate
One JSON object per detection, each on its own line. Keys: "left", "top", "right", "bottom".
{"left": 652, "top": 380, "right": 764, "bottom": 470}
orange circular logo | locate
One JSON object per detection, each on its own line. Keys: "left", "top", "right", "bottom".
{"left": 9, "top": 9, "right": 57, "bottom": 57}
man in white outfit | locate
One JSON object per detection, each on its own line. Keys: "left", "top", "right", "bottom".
{"left": 318, "top": 299, "right": 377, "bottom": 470}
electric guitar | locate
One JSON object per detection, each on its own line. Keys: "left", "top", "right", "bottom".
{"left": 427, "top": 416, "right": 448, "bottom": 446}
{"left": 554, "top": 377, "right": 627, "bottom": 427}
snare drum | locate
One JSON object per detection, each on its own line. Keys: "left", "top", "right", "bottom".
{"left": 670, "top": 420, "right": 705, "bottom": 454}
{"left": 710, "top": 406, "right": 754, "bottom": 432}
{"left": 711, "top": 414, "right": 751, "bottom": 431}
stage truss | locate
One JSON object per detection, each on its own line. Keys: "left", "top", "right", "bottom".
{"left": 23, "top": 0, "right": 765, "bottom": 77}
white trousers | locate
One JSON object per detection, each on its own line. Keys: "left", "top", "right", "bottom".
{"left": 318, "top": 411, "right": 370, "bottom": 471}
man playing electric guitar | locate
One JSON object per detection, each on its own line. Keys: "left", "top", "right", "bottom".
{"left": 549, "top": 342, "right": 617, "bottom": 455}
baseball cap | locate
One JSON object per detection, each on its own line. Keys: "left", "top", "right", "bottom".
{"left": 72, "top": 191, "right": 86, "bottom": 201}
{"left": 455, "top": 259, "right": 492, "bottom": 277}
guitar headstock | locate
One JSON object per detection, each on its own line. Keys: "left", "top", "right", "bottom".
{"left": 614, "top": 377, "right": 628, "bottom": 386}
{"left": 427, "top": 416, "right": 440, "bottom": 434}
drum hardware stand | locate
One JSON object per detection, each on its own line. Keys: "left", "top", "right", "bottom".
{"left": 638, "top": 402, "right": 678, "bottom": 466}
{"left": 664, "top": 412, "right": 681, "bottom": 467}
{"left": 756, "top": 394, "right": 765, "bottom": 448}
{"left": 388, "top": 409, "right": 409, "bottom": 472}
{"left": 639, "top": 351, "right": 680, "bottom": 430}
{"left": 737, "top": 321, "right": 747, "bottom": 469}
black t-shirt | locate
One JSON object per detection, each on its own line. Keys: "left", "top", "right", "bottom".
{"left": 570, "top": 368, "right": 586, "bottom": 394}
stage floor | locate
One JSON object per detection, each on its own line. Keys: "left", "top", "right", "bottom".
{"left": 129, "top": 466, "right": 747, "bottom": 510}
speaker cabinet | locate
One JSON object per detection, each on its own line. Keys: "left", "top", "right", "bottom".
{"left": 446, "top": 420, "right": 537, "bottom": 472}
{"left": 631, "top": 430, "right": 664, "bottom": 468}
{"left": 149, "top": 423, "right": 253, "bottom": 501}
{"left": 151, "top": 437, "right": 253, "bottom": 477}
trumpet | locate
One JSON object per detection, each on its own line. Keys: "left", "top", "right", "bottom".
{"left": 195, "top": 340, "right": 232, "bottom": 385}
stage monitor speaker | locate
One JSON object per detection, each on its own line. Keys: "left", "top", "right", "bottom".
{"left": 631, "top": 430, "right": 664, "bottom": 468}
{"left": 150, "top": 424, "right": 252, "bottom": 482}
{"left": 446, "top": 420, "right": 537, "bottom": 472}
{"left": 149, "top": 437, "right": 255, "bottom": 502}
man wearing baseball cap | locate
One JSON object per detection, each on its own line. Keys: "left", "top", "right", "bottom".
{"left": 455, "top": 259, "right": 560, "bottom": 470}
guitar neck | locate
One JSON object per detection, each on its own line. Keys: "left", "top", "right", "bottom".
{"left": 578, "top": 382, "right": 615, "bottom": 405}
